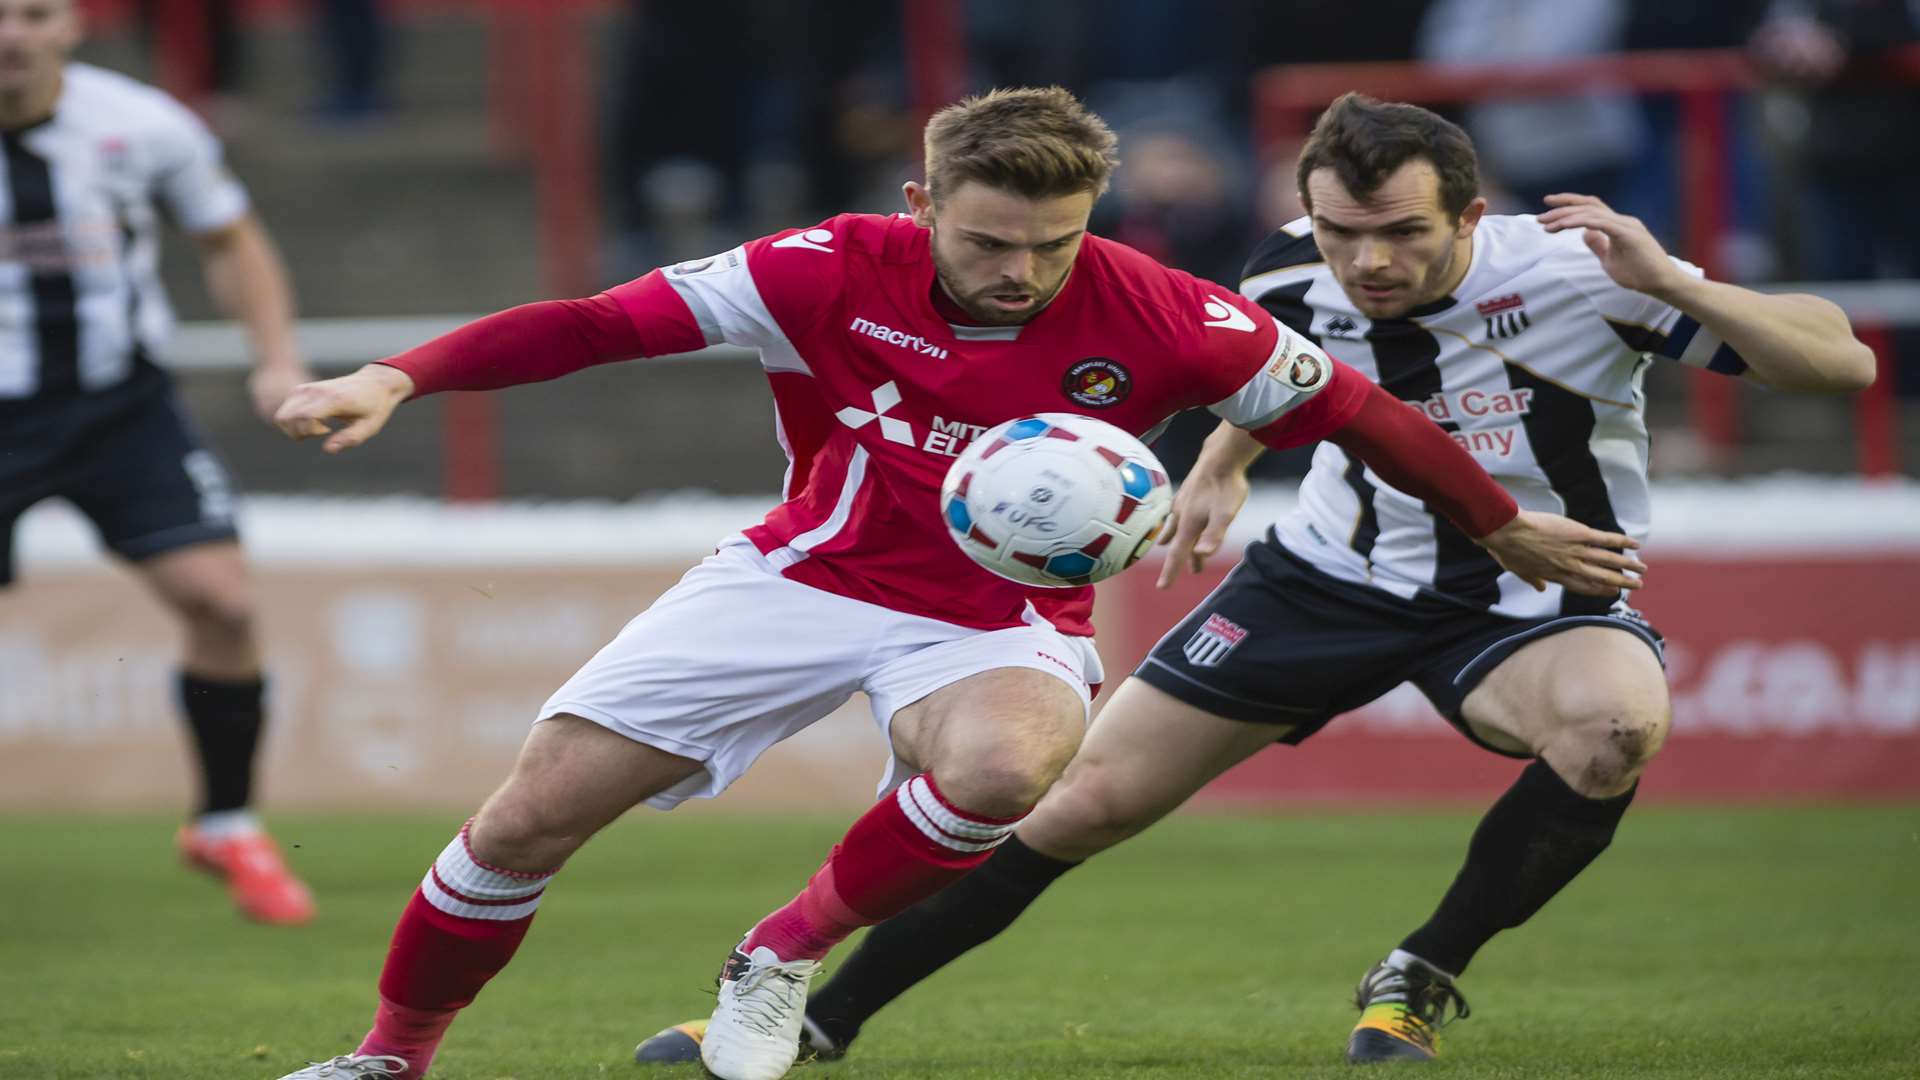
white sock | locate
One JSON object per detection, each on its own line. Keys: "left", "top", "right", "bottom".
{"left": 191, "top": 808, "right": 263, "bottom": 839}
{"left": 1387, "top": 948, "right": 1457, "bottom": 981}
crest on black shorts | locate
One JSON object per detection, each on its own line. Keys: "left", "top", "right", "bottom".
{"left": 1183, "top": 612, "right": 1248, "bottom": 667}
{"left": 1063, "top": 358, "right": 1131, "bottom": 408}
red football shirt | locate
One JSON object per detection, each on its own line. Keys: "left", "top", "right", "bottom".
{"left": 608, "top": 213, "right": 1337, "bottom": 635}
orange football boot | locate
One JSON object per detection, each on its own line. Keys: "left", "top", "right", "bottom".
{"left": 179, "top": 823, "right": 316, "bottom": 925}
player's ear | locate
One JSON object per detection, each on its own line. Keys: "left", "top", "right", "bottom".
{"left": 1455, "top": 197, "right": 1487, "bottom": 239}
{"left": 903, "top": 182, "right": 936, "bottom": 227}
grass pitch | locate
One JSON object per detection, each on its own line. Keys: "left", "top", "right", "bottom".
{"left": 2, "top": 804, "right": 1916, "bottom": 1079}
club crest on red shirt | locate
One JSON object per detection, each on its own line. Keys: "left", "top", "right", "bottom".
{"left": 1062, "top": 357, "right": 1131, "bottom": 407}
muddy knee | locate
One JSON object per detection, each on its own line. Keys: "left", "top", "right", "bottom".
{"left": 1542, "top": 694, "right": 1671, "bottom": 798}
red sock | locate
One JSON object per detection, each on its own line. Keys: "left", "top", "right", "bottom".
{"left": 355, "top": 822, "right": 556, "bottom": 1077}
{"left": 745, "top": 773, "right": 1025, "bottom": 961}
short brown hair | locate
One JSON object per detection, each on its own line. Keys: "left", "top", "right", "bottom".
{"left": 1296, "top": 93, "right": 1479, "bottom": 219}
{"left": 923, "top": 86, "right": 1120, "bottom": 204}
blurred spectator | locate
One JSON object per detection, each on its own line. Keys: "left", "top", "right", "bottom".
{"left": 1751, "top": 0, "right": 1920, "bottom": 279}
{"left": 315, "top": 0, "right": 389, "bottom": 120}
{"left": 1093, "top": 127, "right": 1260, "bottom": 294}
{"left": 605, "top": 0, "right": 908, "bottom": 277}
{"left": 137, "top": 0, "right": 243, "bottom": 97}
{"left": 1089, "top": 124, "right": 1274, "bottom": 482}
{"left": 1626, "top": 0, "right": 1770, "bottom": 50}
{"left": 1417, "top": 0, "right": 1646, "bottom": 214}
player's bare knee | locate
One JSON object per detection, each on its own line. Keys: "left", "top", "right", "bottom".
{"left": 936, "top": 754, "right": 1063, "bottom": 819}
{"left": 469, "top": 792, "right": 591, "bottom": 871}
{"left": 936, "top": 726, "right": 1080, "bottom": 818}
{"left": 928, "top": 704, "right": 1083, "bottom": 818}
{"left": 174, "top": 589, "right": 254, "bottom": 649}
{"left": 1545, "top": 690, "right": 1671, "bottom": 798}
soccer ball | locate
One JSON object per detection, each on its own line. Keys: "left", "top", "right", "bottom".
{"left": 940, "top": 413, "right": 1173, "bottom": 588}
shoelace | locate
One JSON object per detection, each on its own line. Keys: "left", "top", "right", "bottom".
{"left": 308, "top": 1054, "right": 408, "bottom": 1077}
{"left": 726, "top": 961, "right": 814, "bottom": 1036}
{"left": 1358, "top": 965, "right": 1472, "bottom": 1033}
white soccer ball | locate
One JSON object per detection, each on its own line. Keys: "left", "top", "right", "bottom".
{"left": 940, "top": 413, "right": 1174, "bottom": 588}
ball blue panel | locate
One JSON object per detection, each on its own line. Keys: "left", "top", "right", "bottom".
{"left": 945, "top": 496, "right": 973, "bottom": 533}
{"left": 1118, "top": 461, "right": 1153, "bottom": 498}
{"left": 1004, "top": 417, "right": 1051, "bottom": 441}
{"left": 1044, "top": 551, "right": 1098, "bottom": 578}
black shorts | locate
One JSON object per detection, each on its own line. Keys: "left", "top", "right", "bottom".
{"left": 0, "top": 364, "right": 240, "bottom": 587}
{"left": 1134, "top": 532, "right": 1665, "bottom": 758}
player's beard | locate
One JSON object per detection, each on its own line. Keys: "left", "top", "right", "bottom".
{"left": 1349, "top": 240, "right": 1459, "bottom": 319}
{"left": 929, "top": 246, "right": 1070, "bottom": 327}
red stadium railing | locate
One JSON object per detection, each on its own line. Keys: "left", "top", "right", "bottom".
{"left": 1253, "top": 46, "right": 1920, "bottom": 478}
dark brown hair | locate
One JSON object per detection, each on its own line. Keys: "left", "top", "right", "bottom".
{"left": 1296, "top": 93, "right": 1479, "bottom": 219}
{"left": 924, "top": 86, "right": 1120, "bottom": 203}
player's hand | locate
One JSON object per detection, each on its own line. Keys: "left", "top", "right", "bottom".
{"left": 273, "top": 363, "right": 415, "bottom": 454}
{"left": 246, "top": 361, "right": 313, "bottom": 426}
{"left": 1537, "top": 194, "right": 1688, "bottom": 298}
{"left": 1475, "top": 510, "right": 1646, "bottom": 598}
{"left": 1156, "top": 464, "right": 1251, "bottom": 589}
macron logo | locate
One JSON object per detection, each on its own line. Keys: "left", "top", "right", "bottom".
{"left": 1201, "top": 295, "right": 1257, "bottom": 333}
{"left": 772, "top": 228, "right": 835, "bottom": 253}
{"left": 850, "top": 317, "right": 950, "bottom": 360}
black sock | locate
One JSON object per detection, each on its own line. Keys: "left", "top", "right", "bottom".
{"left": 176, "top": 671, "right": 266, "bottom": 816}
{"left": 806, "top": 834, "right": 1079, "bottom": 1047}
{"left": 1399, "top": 758, "right": 1636, "bottom": 976}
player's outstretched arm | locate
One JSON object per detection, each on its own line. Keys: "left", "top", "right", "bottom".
{"left": 1539, "top": 193, "right": 1875, "bottom": 393}
{"left": 1157, "top": 422, "right": 1266, "bottom": 588}
{"left": 274, "top": 363, "right": 414, "bottom": 454}
{"left": 193, "top": 213, "right": 312, "bottom": 424}
{"left": 276, "top": 288, "right": 671, "bottom": 455}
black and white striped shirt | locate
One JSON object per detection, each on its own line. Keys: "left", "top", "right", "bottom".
{"left": 0, "top": 62, "right": 247, "bottom": 401}
{"left": 1243, "top": 214, "right": 1746, "bottom": 618}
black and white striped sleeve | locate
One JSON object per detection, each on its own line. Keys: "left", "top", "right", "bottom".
{"left": 147, "top": 92, "right": 249, "bottom": 234}
{"left": 1572, "top": 252, "right": 1748, "bottom": 377}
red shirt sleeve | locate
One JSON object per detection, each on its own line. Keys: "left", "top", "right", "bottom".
{"left": 1252, "top": 365, "right": 1519, "bottom": 539}
{"left": 380, "top": 271, "right": 703, "bottom": 398}
{"left": 605, "top": 270, "right": 715, "bottom": 355}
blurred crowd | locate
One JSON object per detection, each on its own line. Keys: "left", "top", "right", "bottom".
{"left": 100, "top": 0, "right": 1917, "bottom": 487}
{"left": 602, "top": 0, "right": 1920, "bottom": 290}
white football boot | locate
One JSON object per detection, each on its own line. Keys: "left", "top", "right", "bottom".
{"left": 699, "top": 941, "right": 824, "bottom": 1080}
{"left": 271, "top": 1054, "right": 410, "bottom": 1078}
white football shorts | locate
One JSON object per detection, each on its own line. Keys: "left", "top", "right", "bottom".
{"left": 538, "top": 537, "right": 1103, "bottom": 810}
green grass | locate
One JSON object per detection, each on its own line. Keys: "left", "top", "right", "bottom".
{"left": 2, "top": 805, "right": 1917, "bottom": 1079}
